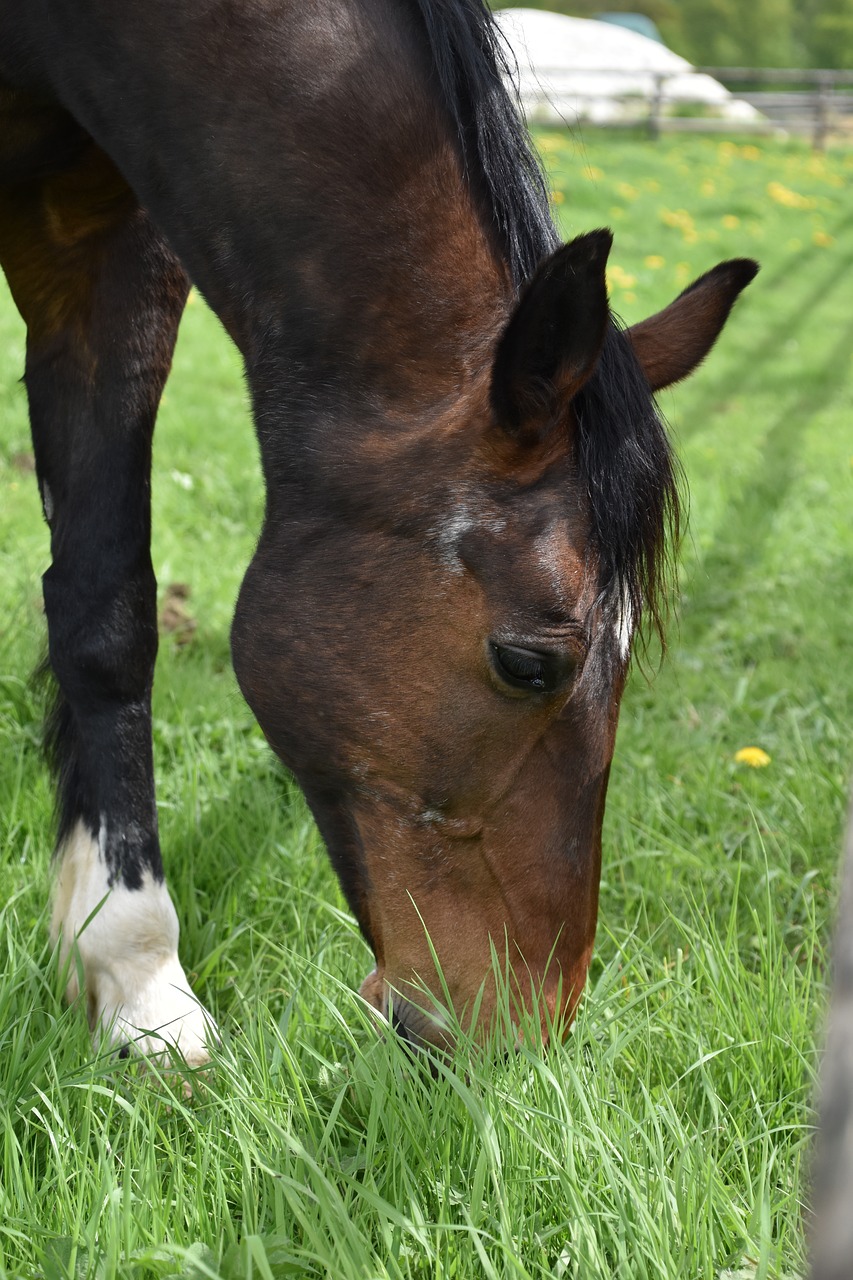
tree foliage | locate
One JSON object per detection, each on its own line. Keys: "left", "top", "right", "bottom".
{"left": 490, "top": 0, "right": 853, "bottom": 68}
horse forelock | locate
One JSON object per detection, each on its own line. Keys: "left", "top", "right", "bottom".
{"left": 574, "top": 323, "right": 682, "bottom": 654}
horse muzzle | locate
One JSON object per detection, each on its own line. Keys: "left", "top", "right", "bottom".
{"left": 359, "top": 968, "right": 454, "bottom": 1051}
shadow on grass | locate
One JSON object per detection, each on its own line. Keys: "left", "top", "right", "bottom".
{"left": 675, "top": 203, "right": 853, "bottom": 435}
{"left": 678, "top": 306, "right": 853, "bottom": 651}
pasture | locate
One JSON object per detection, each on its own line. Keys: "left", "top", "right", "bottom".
{"left": 0, "top": 131, "right": 850, "bottom": 1278}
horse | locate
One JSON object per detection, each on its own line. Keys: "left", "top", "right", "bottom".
{"left": 0, "top": 0, "right": 756, "bottom": 1063}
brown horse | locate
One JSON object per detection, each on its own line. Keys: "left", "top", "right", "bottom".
{"left": 0, "top": 0, "right": 756, "bottom": 1060}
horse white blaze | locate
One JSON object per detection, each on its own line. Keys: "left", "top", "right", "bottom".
{"left": 51, "top": 820, "right": 216, "bottom": 1065}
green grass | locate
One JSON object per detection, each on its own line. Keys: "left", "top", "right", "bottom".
{"left": 1, "top": 132, "right": 851, "bottom": 1278}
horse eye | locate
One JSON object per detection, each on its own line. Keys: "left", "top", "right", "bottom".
{"left": 490, "top": 643, "right": 561, "bottom": 693}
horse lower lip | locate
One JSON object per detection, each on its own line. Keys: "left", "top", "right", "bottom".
{"left": 388, "top": 992, "right": 451, "bottom": 1051}
{"left": 391, "top": 1006, "right": 415, "bottom": 1045}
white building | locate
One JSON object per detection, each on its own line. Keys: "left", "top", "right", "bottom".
{"left": 495, "top": 8, "right": 759, "bottom": 126}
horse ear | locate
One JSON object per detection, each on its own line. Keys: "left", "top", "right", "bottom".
{"left": 627, "top": 258, "right": 758, "bottom": 392}
{"left": 490, "top": 229, "right": 612, "bottom": 440}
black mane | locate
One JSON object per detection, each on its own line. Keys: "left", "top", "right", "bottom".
{"left": 575, "top": 324, "right": 682, "bottom": 648}
{"left": 410, "top": 0, "right": 681, "bottom": 642}
{"left": 409, "top": 0, "right": 560, "bottom": 289}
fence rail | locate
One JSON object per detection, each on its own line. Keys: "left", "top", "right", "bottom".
{"left": 700, "top": 66, "right": 853, "bottom": 149}
{"left": 519, "top": 65, "right": 853, "bottom": 149}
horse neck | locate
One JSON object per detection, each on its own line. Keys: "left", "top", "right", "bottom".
{"left": 7, "top": 2, "right": 512, "bottom": 424}
{"left": 245, "top": 176, "right": 507, "bottom": 425}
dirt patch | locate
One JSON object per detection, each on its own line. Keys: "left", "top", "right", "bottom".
{"left": 159, "top": 582, "right": 197, "bottom": 646}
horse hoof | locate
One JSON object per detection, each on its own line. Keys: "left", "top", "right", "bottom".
{"left": 90, "top": 957, "right": 219, "bottom": 1071}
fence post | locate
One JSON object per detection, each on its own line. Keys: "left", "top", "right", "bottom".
{"left": 813, "top": 72, "right": 832, "bottom": 151}
{"left": 648, "top": 73, "right": 664, "bottom": 140}
{"left": 811, "top": 797, "right": 853, "bottom": 1280}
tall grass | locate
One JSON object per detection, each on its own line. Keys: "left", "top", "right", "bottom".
{"left": 1, "top": 133, "right": 850, "bottom": 1278}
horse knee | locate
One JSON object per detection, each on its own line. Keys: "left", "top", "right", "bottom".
{"left": 43, "top": 562, "right": 158, "bottom": 706}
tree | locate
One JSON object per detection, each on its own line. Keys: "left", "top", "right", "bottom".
{"left": 489, "top": 0, "right": 853, "bottom": 68}
{"left": 657, "top": 0, "right": 797, "bottom": 68}
{"left": 797, "top": 0, "right": 853, "bottom": 68}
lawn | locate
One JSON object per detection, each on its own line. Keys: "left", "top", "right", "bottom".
{"left": 1, "top": 131, "right": 851, "bottom": 1279}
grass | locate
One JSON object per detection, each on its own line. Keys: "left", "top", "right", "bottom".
{"left": 1, "top": 131, "right": 851, "bottom": 1278}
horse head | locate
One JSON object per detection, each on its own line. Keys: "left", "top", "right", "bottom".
{"left": 232, "top": 230, "right": 757, "bottom": 1047}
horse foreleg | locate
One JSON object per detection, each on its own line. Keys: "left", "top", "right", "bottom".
{"left": 0, "top": 152, "right": 215, "bottom": 1066}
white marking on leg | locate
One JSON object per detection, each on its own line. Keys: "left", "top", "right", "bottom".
{"left": 52, "top": 821, "right": 216, "bottom": 1066}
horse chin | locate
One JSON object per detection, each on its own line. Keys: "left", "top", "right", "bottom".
{"left": 358, "top": 967, "right": 386, "bottom": 1014}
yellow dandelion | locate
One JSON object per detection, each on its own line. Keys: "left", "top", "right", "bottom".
{"left": 552, "top": 190, "right": 565, "bottom": 205}
{"left": 644, "top": 254, "right": 665, "bottom": 269}
{"left": 740, "top": 144, "right": 761, "bottom": 160}
{"left": 813, "top": 229, "right": 834, "bottom": 247}
{"left": 617, "top": 181, "right": 639, "bottom": 200}
{"left": 660, "top": 207, "right": 698, "bottom": 244}
{"left": 623, "top": 291, "right": 637, "bottom": 304}
{"left": 583, "top": 165, "right": 604, "bottom": 181}
{"left": 700, "top": 179, "right": 716, "bottom": 196}
{"left": 734, "top": 747, "right": 771, "bottom": 768}
{"left": 607, "top": 263, "right": 637, "bottom": 290}
{"left": 767, "top": 181, "right": 815, "bottom": 210}
{"left": 675, "top": 261, "right": 691, "bottom": 286}
{"left": 610, "top": 205, "right": 625, "bottom": 218}
{"left": 644, "top": 178, "right": 661, "bottom": 192}
{"left": 187, "top": 287, "right": 197, "bottom": 306}
{"left": 722, "top": 214, "right": 740, "bottom": 230}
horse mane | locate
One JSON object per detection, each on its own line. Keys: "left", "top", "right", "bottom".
{"left": 409, "top": 0, "right": 681, "bottom": 645}
{"left": 575, "top": 323, "right": 682, "bottom": 649}
{"left": 408, "top": 0, "right": 559, "bottom": 289}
